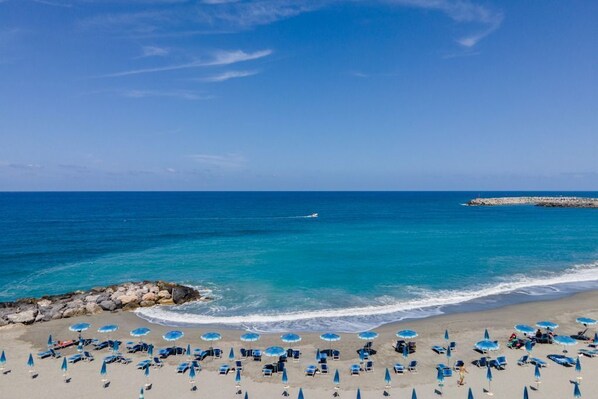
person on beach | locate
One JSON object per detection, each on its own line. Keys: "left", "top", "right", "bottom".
{"left": 458, "top": 365, "right": 468, "bottom": 386}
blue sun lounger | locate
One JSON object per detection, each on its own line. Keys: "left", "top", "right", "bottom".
{"left": 177, "top": 362, "right": 191, "bottom": 373}
{"left": 393, "top": 363, "right": 404, "bottom": 374}
{"left": 529, "top": 357, "right": 547, "bottom": 367}
{"left": 68, "top": 354, "right": 83, "bottom": 363}
{"left": 350, "top": 364, "right": 361, "bottom": 375}
{"left": 547, "top": 354, "right": 575, "bottom": 367}
{"left": 489, "top": 356, "right": 507, "bottom": 370}
{"left": 408, "top": 360, "right": 418, "bottom": 372}
{"left": 517, "top": 355, "right": 529, "bottom": 366}
{"left": 432, "top": 345, "right": 446, "bottom": 354}
{"left": 365, "top": 361, "right": 374, "bottom": 372}
{"left": 137, "top": 359, "right": 151, "bottom": 369}
{"left": 219, "top": 364, "right": 230, "bottom": 375}
{"left": 305, "top": 365, "right": 317, "bottom": 376}
{"left": 578, "top": 349, "right": 598, "bottom": 358}
{"left": 453, "top": 360, "right": 464, "bottom": 370}
{"left": 321, "top": 363, "right": 329, "bottom": 374}
{"left": 153, "top": 357, "right": 164, "bottom": 368}
{"left": 474, "top": 357, "right": 488, "bottom": 368}
{"left": 38, "top": 349, "right": 61, "bottom": 359}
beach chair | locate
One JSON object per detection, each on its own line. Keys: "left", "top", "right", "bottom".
{"left": 432, "top": 345, "right": 446, "bottom": 354}
{"left": 235, "top": 360, "right": 243, "bottom": 372}
{"left": 453, "top": 360, "right": 464, "bottom": 370}
{"left": 393, "top": 363, "right": 404, "bottom": 374}
{"left": 67, "top": 354, "right": 83, "bottom": 364}
{"left": 38, "top": 349, "right": 61, "bottom": 359}
{"left": 332, "top": 350, "right": 341, "bottom": 360}
{"left": 436, "top": 364, "right": 452, "bottom": 377}
{"left": 365, "top": 361, "right": 374, "bottom": 372}
{"left": 262, "top": 366, "right": 273, "bottom": 377}
{"left": 350, "top": 364, "right": 361, "bottom": 376}
{"left": 214, "top": 348, "right": 222, "bottom": 358}
{"left": 137, "top": 359, "right": 151, "bottom": 369}
{"left": 449, "top": 341, "right": 457, "bottom": 351}
{"left": 293, "top": 350, "right": 301, "bottom": 361}
{"left": 117, "top": 355, "right": 132, "bottom": 364}
{"left": 177, "top": 362, "right": 191, "bottom": 373}
{"left": 94, "top": 341, "right": 110, "bottom": 350}
{"left": 357, "top": 349, "right": 369, "bottom": 360}
{"left": 219, "top": 364, "right": 230, "bottom": 375}
{"left": 517, "top": 355, "right": 529, "bottom": 366}
{"left": 408, "top": 360, "right": 418, "bottom": 372}
{"left": 83, "top": 351, "right": 94, "bottom": 362}
{"left": 578, "top": 349, "right": 598, "bottom": 358}
{"left": 547, "top": 354, "right": 575, "bottom": 367}
{"left": 305, "top": 365, "right": 317, "bottom": 376}
{"left": 153, "top": 357, "right": 164, "bottom": 368}
{"left": 253, "top": 350, "right": 262, "bottom": 362}
{"left": 158, "top": 347, "right": 174, "bottom": 358}
{"left": 571, "top": 329, "right": 591, "bottom": 341}
{"left": 103, "top": 355, "right": 118, "bottom": 364}
{"left": 529, "top": 357, "right": 547, "bottom": 367}
{"left": 321, "top": 363, "right": 329, "bottom": 374}
{"left": 474, "top": 357, "right": 488, "bottom": 368}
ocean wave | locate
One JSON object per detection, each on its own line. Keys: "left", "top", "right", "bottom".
{"left": 136, "top": 261, "right": 598, "bottom": 330}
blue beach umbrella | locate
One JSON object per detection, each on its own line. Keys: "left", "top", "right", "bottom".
{"left": 112, "top": 340, "right": 120, "bottom": 354}
{"left": 576, "top": 317, "right": 597, "bottom": 326}
{"left": 534, "top": 363, "right": 541, "bottom": 383}
{"left": 320, "top": 333, "right": 341, "bottom": 342}
{"left": 444, "top": 329, "right": 450, "bottom": 341}
{"left": 358, "top": 331, "right": 379, "bottom": 340}
{"left": 27, "top": 353, "right": 34, "bottom": 370}
{"left": 525, "top": 340, "right": 534, "bottom": 353}
{"left": 298, "top": 388, "right": 304, "bottom": 399}
{"left": 139, "top": 387, "right": 144, "bottom": 399}
{"left": 574, "top": 382, "right": 581, "bottom": 398}
{"left": 468, "top": 387, "right": 474, "bottom": 399}
{"left": 446, "top": 345, "right": 452, "bottom": 363}
{"left": 245, "top": 392, "right": 249, "bottom": 399}
{"left": 0, "top": 350, "right": 6, "bottom": 368}
{"left": 144, "top": 364, "right": 150, "bottom": 379}
{"left": 61, "top": 357, "right": 68, "bottom": 375}
{"left": 98, "top": 324, "right": 118, "bottom": 334}
{"left": 515, "top": 324, "right": 536, "bottom": 335}
{"left": 396, "top": 330, "right": 418, "bottom": 339}
{"left": 315, "top": 349, "right": 321, "bottom": 361}
{"left": 593, "top": 333, "right": 598, "bottom": 346}
{"left": 523, "top": 386, "right": 529, "bottom": 399}
{"left": 229, "top": 347, "right": 235, "bottom": 361}
{"left": 131, "top": 327, "right": 151, "bottom": 340}
{"left": 402, "top": 344, "right": 409, "bottom": 359}
{"left": 69, "top": 322, "right": 91, "bottom": 340}
{"left": 475, "top": 339, "right": 499, "bottom": 353}
{"left": 147, "top": 344, "right": 154, "bottom": 358}
{"left": 241, "top": 333, "right": 260, "bottom": 342}
{"left": 356, "top": 388, "right": 361, "bottom": 399}
{"left": 437, "top": 367, "right": 444, "bottom": 385}
{"left": 100, "top": 361, "right": 107, "bottom": 380}
{"left": 186, "top": 343, "right": 191, "bottom": 357}
{"left": 359, "top": 350, "right": 365, "bottom": 363}
{"left": 483, "top": 329, "right": 490, "bottom": 340}
{"left": 554, "top": 335, "right": 577, "bottom": 353}
{"left": 47, "top": 334, "right": 53, "bottom": 348}
{"left": 576, "top": 356, "right": 582, "bottom": 380}
{"left": 333, "top": 369, "right": 340, "bottom": 386}
{"left": 201, "top": 332, "right": 222, "bottom": 342}
{"left": 411, "top": 388, "right": 417, "bottom": 399}
{"left": 264, "top": 346, "right": 286, "bottom": 357}
{"left": 189, "top": 363, "right": 196, "bottom": 383}
{"left": 384, "top": 368, "right": 391, "bottom": 387}
{"left": 163, "top": 330, "right": 184, "bottom": 342}
{"left": 282, "top": 369, "right": 288, "bottom": 385}
{"left": 235, "top": 369, "right": 241, "bottom": 385}
{"left": 486, "top": 365, "right": 493, "bottom": 393}
{"left": 536, "top": 321, "right": 558, "bottom": 330}
{"left": 281, "top": 333, "right": 302, "bottom": 344}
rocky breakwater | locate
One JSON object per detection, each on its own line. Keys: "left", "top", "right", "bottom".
{"left": 0, "top": 281, "right": 202, "bottom": 326}
{"left": 467, "top": 196, "right": 598, "bottom": 208}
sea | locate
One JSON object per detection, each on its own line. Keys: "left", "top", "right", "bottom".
{"left": 1, "top": 192, "right": 598, "bottom": 332}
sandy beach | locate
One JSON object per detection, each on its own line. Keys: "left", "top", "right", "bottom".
{"left": 1, "top": 291, "right": 597, "bottom": 399}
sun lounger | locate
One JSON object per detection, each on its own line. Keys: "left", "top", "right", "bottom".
{"left": 68, "top": 354, "right": 83, "bottom": 363}
{"left": 365, "top": 361, "right": 373, "bottom": 372}
{"left": 219, "top": 364, "right": 230, "bottom": 375}
{"left": 94, "top": 341, "right": 110, "bottom": 350}
{"left": 137, "top": 359, "right": 151, "bottom": 369}
{"left": 408, "top": 360, "right": 418, "bottom": 372}
{"left": 490, "top": 356, "right": 507, "bottom": 370}
{"left": 118, "top": 355, "right": 132, "bottom": 364}
{"left": 436, "top": 364, "right": 452, "bottom": 377}
{"left": 453, "top": 360, "right": 464, "bottom": 370}
{"left": 321, "top": 363, "right": 329, "bottom": 374}
{"left": 82, "top": 351, "right": 94, "bottom": 362}
{"left": 357, "top": 349, "right": 369, "bottom": 360}
{"left": 54, "top": 340, "right": 76, "bottom": 350}
{"left": 253, "top": 350, "right": 262, "bottom": 361}
{"left": 578, "top": 349, "right": 598, "bottom": 358}
{"left": 517, "top": 355, "right": 529, "bottom": 366}
{"left": 350, "top": 364, "right": 361, "bottom": 375}
{"left": 432, "top": 345, "right": 446, "bottom": 354}
{"left": 529, "top": 357, "right": 547, "bottom": 367}
{"left": 449, "top": 341, "right": 457, "bottom": 351}
{"left": 158, "top": 348, "right": 174, "bottom": 358}
{"left": 293, "top": 350, "right": 301, "bottom": 361}
{"left": 151, "top": 357, "right": 163, "bottom": 368}
{"left": 305, "top": 365, "right": 317, "bottom": 376}
{"left": 177, "top": 362, "right": 190, "bottom": 373}
{"left": 37, "top": 349, "right": 61, "bottom": 359}
{"left": 571, "top": 329, "right": 591, "bottom": 341}
{"left": 332, "top": 350, "right": 341, "bottom": 360}
{"left": 393, "top": 363, "right": 404, "bottom": 374}
{"left": 547, "top": 354, "right": 575, "bottom": 367}
{"left": 103, "top": 355, "right": 118, "bottom": 363}
{"left": 474, "top": 357, "right": 488, "bottom": 368}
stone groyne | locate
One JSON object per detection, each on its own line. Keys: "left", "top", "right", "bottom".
{"left": 467, "top": 196, "right": 598, "bottom": 208}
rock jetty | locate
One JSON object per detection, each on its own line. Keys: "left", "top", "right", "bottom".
{"left": 0, "top": 281, "right": 202, "bottom": 326}
{"left": 467, "top": 196, "right": 598, "bottom": 208}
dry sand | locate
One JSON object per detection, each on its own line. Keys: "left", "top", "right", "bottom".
{"left": 2, "top": 291, "right": 598, "bottom": 399}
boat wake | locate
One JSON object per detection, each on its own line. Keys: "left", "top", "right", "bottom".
{"left": 136, "top": 261, "right": 598, "bottom": 332}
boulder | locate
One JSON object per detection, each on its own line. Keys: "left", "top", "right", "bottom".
{"left": 62, "top": 307, "right": 85, "bottom": 318}
{"left": 139, "top": 300, "right": 155, "bottom": 307}
{"left": 99, "top": 300, "right": 116, "bottom": 311}
{"left": 157, "top": 290, "right": 171, "bottom": 299}
{"left": 142, "top": 292, "right": 157, "bottom": 302}
{"left": 85, "top": 295, "right": 100, "bottom": 303}
{"left": 6, "top": 309, "right": 37, "bottom": 324}
{"left": 37, "top": 299, "right": 52, "bottom": 307}
{"left": 85, "top": 302, "right": 103, "bottom": 314}
{"left": 117, "top": 295, "right": 138, "bottom": 306}
{"left": 158, "top": 298, "right": 175, "bottom": 306}
{"left": 172, "top": 286, "right": 200, "bottom": 304}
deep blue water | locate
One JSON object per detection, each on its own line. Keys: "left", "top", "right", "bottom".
{"left": 1, "top": 192, "right": 598, "bottom": 332}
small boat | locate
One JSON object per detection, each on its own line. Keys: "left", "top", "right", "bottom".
{"left": 308, "top": 213, "right": 318, "bottom": 218}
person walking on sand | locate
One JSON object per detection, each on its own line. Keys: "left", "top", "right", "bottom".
{"left": 458, "top": 365, "right": 469, "bottom": 386}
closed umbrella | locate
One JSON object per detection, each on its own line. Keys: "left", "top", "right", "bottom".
{"left": 189, "top": 363, "right": 196, "bottom": 384}
{"left": 468, "top": 387, "right": 474, "bottom": 399}
{"left": 484, "top": 329, "right": 490, "bottom": 340}
{"left": 47, "top": 334, "right": 54, "bottom": 349}
{"left": 144, "top": 363, "right": 150, "bottom": 387}
{"left": 574, "top": 382, "right": 581, "bottom": 398}
{"left": 575, "top": 356, "right": 582, "bottom": 382}
{"left": 402, "top": 343, "right": 409, "bottom": 359}
{"left": 411, "top": 388, "right": 417, "bottom": 399}
{"left": 0, "top": 350, "right": 6, "bottom": 372}
{"left": 437, "top": 367, "right": 445, "bottom": 393}
{"left": 525, "top": 340, "right": 534, "bottom": 354}
{"left": 446, "top": 345, "right": 452, "bottom": 367}
{"left": 486, "top": 365, "right": 493, "bottom": 395}
{"left": 334, "top": 368, "right": 340, "bottom": 387}
{"left": 229, "top": 347, "right": 235, "bottom": 361}
{"left": 356, "top": 388, "right": 361, "bottom": 399}
{"left": 112, "top": 340, "right": 120, "bottom": 354}
{"left": 147, "top": 344, "right": 154, "bottom": 359}
{"left": 444, "top": 329, "right": 450, "bottom": 341}
{"left": 139, "top": 387, "right": 144, "bottom": 399}
{"left": 534, "top": 363, "right": 541, "bottom": 390}
{"left": 245, "top": 392, "right": 249, "bottom": 399}
{"left": 27, "top": 353, "right": 34, "bottom": 370}
{"left": 298, "top": 388, "right": 304, "bottom": 399}
{"left": 282, "top": 369, "right": 289, "bottom": 396}
{"left": 523, "top": 386, "right": 529, "bottom": 399}
{"left": 384, "top": 367, "right": 391, "bottom": 388}
{"left": 100, "top": 361, "right": 107, "bottom": 385}
{"left": 61, "top": 357, "right": 68, "bottom": 382}
{"left": 187, "top": 343, "right": 191, "bottom": 359}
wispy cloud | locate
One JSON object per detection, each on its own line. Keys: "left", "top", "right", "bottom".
{"left": 101, "top": 49, "right": 272, "bottom": 77}
{"left": 140, "top": 45, "right": 170, "bottom": 57}
{"left": 119, "top": 89, "right": 212, "bottom": 100}
{"left": 31, "top": 0, "right": 73, "bottom": 7}
{"left": 199, "top": 69, "right": 259, "bottom": 82}
{"left": 189, "top": 153, "right": 246, "bottom": 168}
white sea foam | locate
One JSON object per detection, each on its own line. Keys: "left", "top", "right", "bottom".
{"left": 136, "top": 261, "right": 598, "bottom": 330}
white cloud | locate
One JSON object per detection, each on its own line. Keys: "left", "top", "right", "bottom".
{"left": 101, "top": 49, "right": 272, "bottom": 77}
{"left": 120, "top": 89, "right": 211, "bottom": 100}
{"left": 141, "top": 45, "right": 169, "bottom": 57}
{"left": 200, "top": 69, "right": 259, "bottom": 82}
{"left": 189, "top": 153, "right": 246, "bottom": 168}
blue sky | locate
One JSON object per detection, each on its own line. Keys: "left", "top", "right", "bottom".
{"left": 0, "top": 0, "right": 596, "bottom": 191}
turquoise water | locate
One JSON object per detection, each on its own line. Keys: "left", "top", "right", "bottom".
{"left": 1, "top": 192, "right": 598, "bottom": 332}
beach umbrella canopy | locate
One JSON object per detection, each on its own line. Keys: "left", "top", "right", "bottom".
{"left": 139, "top": 387, "right": 144, "bottom": 399}
{"left": 534, "top": 364, "right": 541, "bottom": 381}
{"left": 100, "top": 361, "right": 106, "bottom": 376}
{"left": 444, "top": 329, "right": 449, "bottom": 341}
{"left": 69, "top": 322, "right": 91, "bottom": 333}
{"left": 523, "top": 386, "right": 529, "bottom": 399}
{"left": 412, "top": 388, "right": 417, "bottom": 399}
{"left": 298, "top": 388, "right": 304, "bottom": 399}
{"left": 281, "top": 333, "right": 302, "bottom": 343}
{"left": 396, "top": 330, "right": 418, "bottom": 339}
{"left": 320, "top": 333, "right": 341, "bottom": 342}
{"left": 98, "top": 324, "right": 118, "bottom": 333}
{"left": 553, "top": 335, "right": 577, "bottom": 346}
{"left": 240, "top": 333, "right": 260, "bottom": 342}
{"left": 131, "top": 327, "right": 151, "bottom": 337}
{"left": 228, "top": 347, "right": 235, "bottom": 361}
{"left": 515, "top": 324, "right": 536, "bottom": 335}
{"left": 577, "top": 317, "right": 597, "bottom": 326}
{"left": 47, "top": 334, "right": 53, "bottom": 348}
{"left": 201, "top": 332, "right": 222, "bottom": 341}
{"left": 61, "top": 357, "right": 67, "bottom": 373}
{"left": 189, "top": 364, "right": 196, "bottom": 381}
{"left": 468, "top": 387, "right": 474, "bottom": 399}
{"left": 0, "top": 350, "right": 5, "bottom": 365}
{"left": 536, "top": 321, "right": 558, "bottom": 330}
{"left": 163, "top": 330, "right": 184, "bottom": 342}
{"left": 333, "top": 369, "right": 340, "bottom": 385}
{"left": 27, "top": 353, "right": 34, "bottom": 368}
{"left": 357, "top": 331, "right": 379, "bottom": 340}
{"left": 525, "top": 340, "right": 534, "bottom": 353}
{"left": 282, "top": 369, "right": 288, "bottom": 385}
{"left": 356, "top": 388, "right": 361, "bottom": 399}
{"left": 264, "top": 346, "right": 286, "bottom": 357}
{"left": 475, "top": 339, "right": 499, "bottom": 352}
{"left": 574, "top": 382, "right": 581, "bottom": 398}
{"left": 384, "top": 368, "right": 391, "bottom": 386}
{"left": 484, "top": 329, "right": 490, "bottom": 340}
